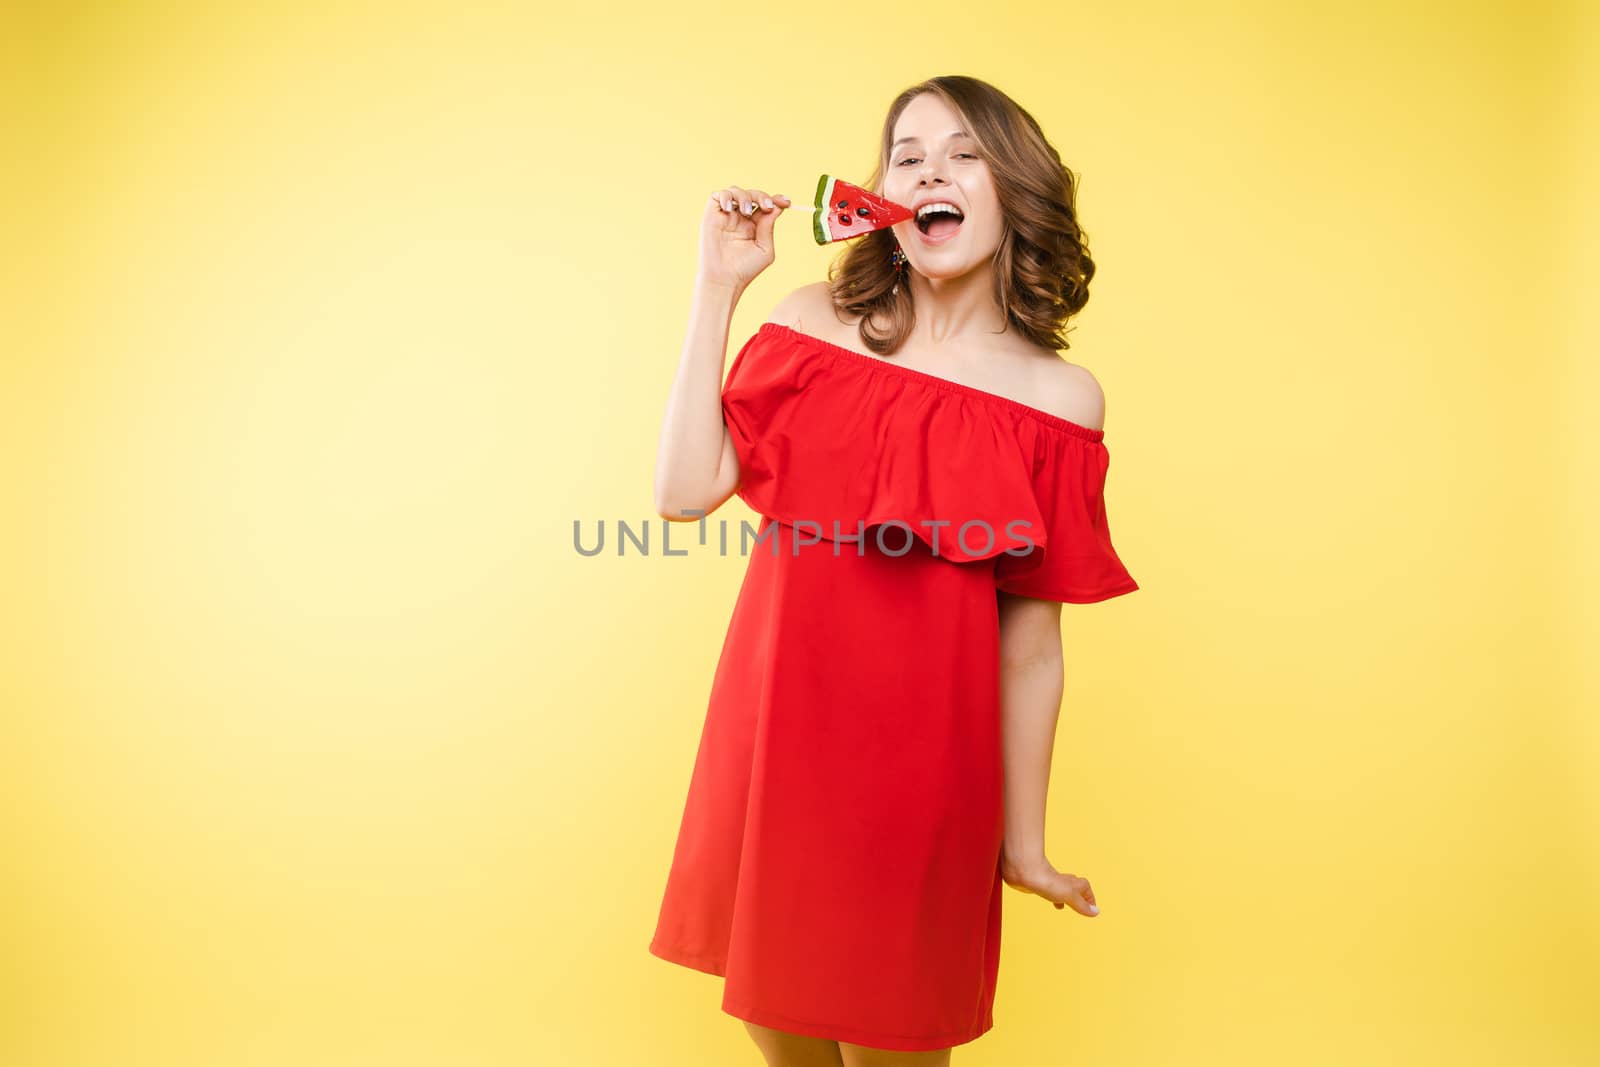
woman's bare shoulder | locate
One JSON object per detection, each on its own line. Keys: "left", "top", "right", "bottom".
{"left": 1027, "top": 351, "right": 1107, "bottom": 431}
{"left": 764, "top": 280, "right": 840, "bottom": 331}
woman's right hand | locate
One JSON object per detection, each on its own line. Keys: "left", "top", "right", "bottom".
{"left": 698, "top": 185, "right": 792, "bottom": 294}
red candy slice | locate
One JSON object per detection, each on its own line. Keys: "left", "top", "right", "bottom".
{"left": 811, "top": 175, "right": 915, "bottom": 245}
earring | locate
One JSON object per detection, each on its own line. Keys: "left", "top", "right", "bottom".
{"left": 890, "top": 243, "right": 908, "bottom": 295}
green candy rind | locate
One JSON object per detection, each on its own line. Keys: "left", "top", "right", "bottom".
{"left": 812, "top": 173, "right": 832, "bottom": 245}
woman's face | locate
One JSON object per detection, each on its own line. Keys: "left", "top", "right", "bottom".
{"left": 881, "top": 93, "right": 1003, "bottom": 281}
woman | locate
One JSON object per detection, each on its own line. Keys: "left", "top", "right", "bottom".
{"left": 650, "top": 75, "right": 1139, "bottom": 1066}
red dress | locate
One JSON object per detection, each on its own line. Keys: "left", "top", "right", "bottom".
{"left": 649, "top": 322, "right": 1139, "bottom": 1052}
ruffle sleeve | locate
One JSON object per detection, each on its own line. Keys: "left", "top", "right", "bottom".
{"left": 719, "top": 322, "right": 1139, "bottom": 602}
{"left": 991, "top": 424, "right": 1140, "bottom": 604}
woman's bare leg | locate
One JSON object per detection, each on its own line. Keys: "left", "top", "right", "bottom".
{"left": 742, "top": 1021, "right": 845, "bottom": 1067}
{"left": 838, "top": 1041, "right": 952, "bottom": 1067}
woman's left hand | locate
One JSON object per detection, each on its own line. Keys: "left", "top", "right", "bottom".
{"left": 1000, "top": 851, "right": 1099, "bottom": 916}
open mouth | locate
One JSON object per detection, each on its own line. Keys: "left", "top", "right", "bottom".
{"left": 914, "top": 203, "right": 965, "bottom": 241}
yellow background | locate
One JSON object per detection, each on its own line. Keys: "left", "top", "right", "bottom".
{"left": 4, "top": 2, "right": 1596, "bottom": 1064}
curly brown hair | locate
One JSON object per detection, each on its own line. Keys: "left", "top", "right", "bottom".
{"left": 826, "top": 75, "right": 1096, "bottom": 355}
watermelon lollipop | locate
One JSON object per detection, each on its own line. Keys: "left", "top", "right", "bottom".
{"left": 811, "top": 175, "right": 915, "bottom": 245}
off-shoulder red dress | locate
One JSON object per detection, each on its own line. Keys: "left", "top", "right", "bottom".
{"left": 649, "top": 322, "right": 1139, "bottom": 1052}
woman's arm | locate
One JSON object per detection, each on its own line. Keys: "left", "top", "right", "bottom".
{"left": 997, "top": 592, "right": 1065, "bottom": 865}
{"left": 653, "top": 280, "right": 744, "bottom": 521}
{"left": 996, "top": 591, "right": 1100, "bottom": 916}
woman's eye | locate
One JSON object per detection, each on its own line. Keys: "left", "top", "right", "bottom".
{"left": 897, "top": 154, "right": 978, "bottom": 166}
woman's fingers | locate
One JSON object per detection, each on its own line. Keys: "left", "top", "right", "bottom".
{"left": 1017, "top": 859, "right": 1098, "bottom": 916}
{"left": 753, "top": 193, "right": 784, "bottom": 245}
{"left": 710, "top": 186, "right": 792, "bottom": 216}
{"left": 713, "top": 187, "right": 752, "bottom": 217}
{"left": 1062, "top": 884, "right": 1097, "bottom": 916}
{"left": 1061, "top": 874, "right": 1098, "bottom": 916}
{"left": 746, "top": 189, "right": 784, "bottom": 213}
{"left": 727, "top": 187, "right": 794, "bottom": 215}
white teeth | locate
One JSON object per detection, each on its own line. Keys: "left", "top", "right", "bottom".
{"left": 916, "top": 202, "right": 963, "bottom": 221}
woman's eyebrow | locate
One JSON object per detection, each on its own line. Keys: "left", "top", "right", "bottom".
{"left": 892, "top": 130, "right": 973, "bottom": 149}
